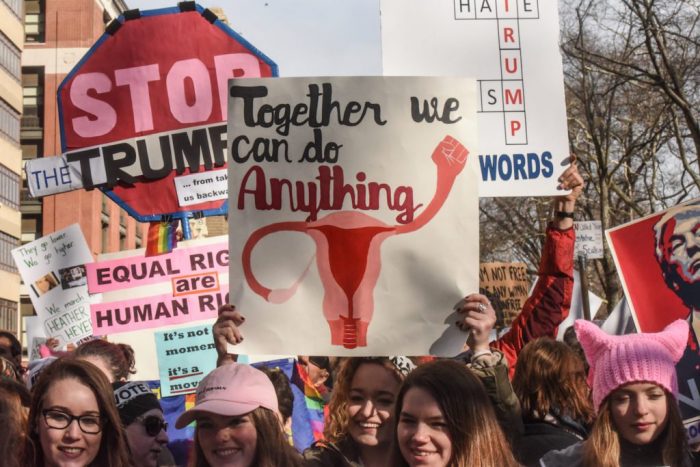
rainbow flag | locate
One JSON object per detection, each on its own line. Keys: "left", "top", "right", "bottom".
{"left": 145, "top": 220, "right": 178, "bottom": 256}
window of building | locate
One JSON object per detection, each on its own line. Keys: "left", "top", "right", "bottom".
{"left": 0, "top": 299, "right": 18, "bottom": 335}
{"left": 22, "top": 68, "right": 44, "bottom": 130}
{"left": 21, "top": 213, "right": 41, "bottom": 243}
{"left": 0, "top": 232, "right": 19, "bottom": 273}
{"left": 0, "top": 33, "right": 21, "bottom": 82}
{"left": 0, "top": 99, "right": 20, "bottom": 144}
{"left": 0, "top": 164, "right": 20, "bottom": 211}
{"left": 24, "top": 0, "right": 45, "bottom": 43}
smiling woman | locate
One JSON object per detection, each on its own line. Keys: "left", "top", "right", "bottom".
{"left": 304, "top": 357, "right": 412, "bottom": 467}
{"left": 175, "top": 363, "right": 303, "bottom": 467}
{"left": 540, "top": 320, "right": 697, "bottom": 467}
{"left": 389, "top": 359, "right": 518, "bottom": 467}
{"left": 23, "top": 358, "right": 130, "bottom": 467}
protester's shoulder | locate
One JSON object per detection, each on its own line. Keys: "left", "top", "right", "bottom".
{"left": 538, "top": 442, "right": 584, "bottom": 467}
{"left": 302, "top": 439, "right": 362, "bottom": 467}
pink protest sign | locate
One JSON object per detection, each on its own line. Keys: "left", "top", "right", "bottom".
{"left": 88, "top": 238, "right": 228, "bottom": 334}
{"left": 87, "top": 242, "right": 228, "bottom": 293}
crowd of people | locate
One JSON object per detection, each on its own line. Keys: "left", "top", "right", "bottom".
{"left": 0, "top": 162, "right": 698, "bottom": 466}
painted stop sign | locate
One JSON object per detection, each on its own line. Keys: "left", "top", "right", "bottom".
{"left": 57, "top": 4, "right": 277, "bottom": 221}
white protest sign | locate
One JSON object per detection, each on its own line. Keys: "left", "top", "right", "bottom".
{"left": 380, "top": 0, "right": 570, "bottom": 197}
{"left": 574, "top": 220, "right": 604, "bottom": 259}
{"left": 228, "top": 76, "right": 479, "bottom": 356}
{"left": 12, "top": 225, "right": 94, "bottom": 345}
{"left": 174, "top": 169, "right": 228, "bottom": 207}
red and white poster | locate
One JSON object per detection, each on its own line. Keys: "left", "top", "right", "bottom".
{"left": 227, "top": 76, "right": 479, "bottom": 356}
{"left": 607, "top": 200, "right": 700, "bottom": 442}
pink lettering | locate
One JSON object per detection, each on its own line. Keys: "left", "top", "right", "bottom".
{"left": 510, "top": 120, "right": 522, "bottom": 136}
{"left": 114, "top": 64, "right": 160, "bottom": 132}
{"left": 214, "top": 53, "right": 262, "bottom": 119}
{"left": 166, "top": 58, "right": 213, "bottom": 123}
{"left": 70, "top": 72, "right": 117, "bottom": 138}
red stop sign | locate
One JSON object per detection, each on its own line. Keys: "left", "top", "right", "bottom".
{"left": 58, "top": 4, "right": 277, "bottom": 221}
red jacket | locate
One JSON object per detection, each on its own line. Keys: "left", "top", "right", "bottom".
{"left": 492, "top": 225, "right": 575, "bottom": 378}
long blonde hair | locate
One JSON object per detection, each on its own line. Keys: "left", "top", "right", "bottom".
{"left": 582, "top": 391, "right": 688, "bottom": 467}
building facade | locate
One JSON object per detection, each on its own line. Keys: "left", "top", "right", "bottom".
{"left": 20, "top": 0, "right": 148, "bottom": 342}
{"left": 0, "top": 0, "right": 24, "bottom": 337}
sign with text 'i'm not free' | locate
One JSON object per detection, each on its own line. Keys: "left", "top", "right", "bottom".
{"left": 24, "top": 3, "right": 277, "bottom": 222}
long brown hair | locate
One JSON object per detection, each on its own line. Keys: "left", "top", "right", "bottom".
{"left": 73, "top": 339, "right": 136, "bottom": 381}
{"left": 0, "top": 382, "right": 29, "bottom": 467}
{"left": 582, "top": 391, "right": 689, "bottom": 467}
{"left": 513, "top": 337, "right": 594, "bottom": 424}
{"left": 189, "top": 407, "right": 303, "bottom": 467}
{"left": 25, "top": 358, "right": 130, "bottom": 467}
{"left": 390, "top": 359, "right": 518, "bottom": 467}
{"left": 323, "top": 357, "right": 403, "bottom": 443}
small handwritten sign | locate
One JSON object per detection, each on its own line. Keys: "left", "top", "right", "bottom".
{"left": 12, "top": 225, "right": 94, "bottom": 345}
{"left": 574, "top": 220, "right": 604, "bottom": 259}
{"left": 479, "top": 262, "right": 530, "bottom": 325}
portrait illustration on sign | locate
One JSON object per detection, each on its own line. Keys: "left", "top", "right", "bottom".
{"left": 607, "top": 200, "right": 700, "bottom": 441}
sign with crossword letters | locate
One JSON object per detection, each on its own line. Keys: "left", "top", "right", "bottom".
{"left": 381, "top": 0, "right": 570, "bottom": 197}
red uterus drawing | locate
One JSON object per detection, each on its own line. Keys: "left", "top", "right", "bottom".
{"left": 242, "top": 136, "right": 469, "bottom": 348}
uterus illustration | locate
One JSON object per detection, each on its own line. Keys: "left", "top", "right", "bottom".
{"left": 242, "top": 136, "right": 469, "bottom": 349}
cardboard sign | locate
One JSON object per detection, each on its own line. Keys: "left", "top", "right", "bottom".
{"left": 86, "top": 237, "right": 229, "bottom": 335}
{"left": 227, "top": 76, "right": 479, "bottom": 356}
{"left": 606, "top": 200, "right": 700, "bottom": 441}
{"left": 154, "top": 323, "right": 217, "bottom": 397}
{"left": 12, "top": 225, "right": 94, "bottom": 345}
{"left": 574, "top": 220, "right": 604, "bottom": 259}
{"left": 479, "top": 262, "right": 530, "bottom": 325}
{"left": 380, "top": 0, "right": 570, "bottom": 197}
{"left": 24, "top": 4, "right": 277, "bottom": 222}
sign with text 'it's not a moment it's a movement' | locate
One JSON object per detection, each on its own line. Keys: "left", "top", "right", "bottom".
{"left": 24, "top": 3, "right": 277, "bottom": 222}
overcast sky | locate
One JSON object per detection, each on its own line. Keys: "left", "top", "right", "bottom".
{"left": 126, "top": 0, "right": 382, "bottom": 76}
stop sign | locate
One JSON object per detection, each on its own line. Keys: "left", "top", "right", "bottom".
{"left": 57, "top": 4, "right": 277, "bottom": 221}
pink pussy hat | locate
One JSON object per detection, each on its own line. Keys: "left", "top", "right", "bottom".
{"left": 574, "top": 319, "right": 689, "bottom": 411}
{"left": 175, "top": 363, "right": 279, "bottom": 428}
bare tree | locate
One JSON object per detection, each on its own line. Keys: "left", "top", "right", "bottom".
{"left": 480, "top": 0, "right": 699, "bottom": 315}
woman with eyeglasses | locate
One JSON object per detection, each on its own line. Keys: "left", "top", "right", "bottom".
{"left": 113, "top": 381, "right": 170, "bottom": 467}
{"left": 24, "top": 357, "right": 130, "bottom": 467}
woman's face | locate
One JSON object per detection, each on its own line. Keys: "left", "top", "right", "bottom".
{"left": 196, "top": 412, "right": 257, "bottom": 467}
{"left": 610, "top": 383, "right": 669, "bottom": 445}
{"left": 397, "top": 387, "right": 452, "bottom": 467}
{"left": 125, "top": 408, "right": 169, "bottom": 467}
{"left": 38, "top": 377, "right": 103, "bottom": 467}
{"left": 346, "top": 362, "right": 401, "bottom": 448}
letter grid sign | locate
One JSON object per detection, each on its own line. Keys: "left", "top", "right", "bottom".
{"left": 49, "top": 3, "right": 277, "bottom": 222}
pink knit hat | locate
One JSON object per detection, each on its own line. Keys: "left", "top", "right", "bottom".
{"left": 574, "top": 319, "right": 689, "bottom": 411}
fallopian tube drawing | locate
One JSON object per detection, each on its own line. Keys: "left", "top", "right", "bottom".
{"left": 242, "top": 136, "right": 469, "bottom": 349}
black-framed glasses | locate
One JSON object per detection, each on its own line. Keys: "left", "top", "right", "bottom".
{"left": 42, "top": 409, "right": 103, "bottom": 434}
{"left": 137, "top": 415, "right": 168, "bottom": 437}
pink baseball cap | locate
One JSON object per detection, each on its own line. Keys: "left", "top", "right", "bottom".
{"left": 175, "top": 363, "right": 279, "bottom": 428}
